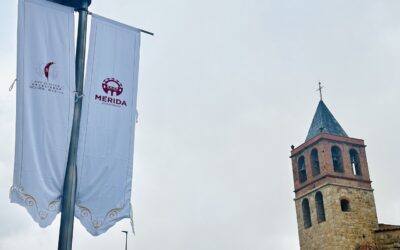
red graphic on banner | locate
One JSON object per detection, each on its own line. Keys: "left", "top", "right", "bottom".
{"left": 95, "top": 77, "right": 127, "bottom": 107}
{"left": 102, "top": 78, "right": 123, "bottom": 96}
{"left": 44, "top": 62, "right": 55, "bottom": 81}
{"left": 30, "top": 61, "right": 63, "bottom": 94}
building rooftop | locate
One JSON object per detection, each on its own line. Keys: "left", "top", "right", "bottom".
{"left": 376, "top": 223, "right": 400, "bottom": 232}
{"left": 305, "top": 100, "right": 348, "bottom": 142}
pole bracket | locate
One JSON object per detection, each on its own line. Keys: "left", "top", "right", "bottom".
{"left": 74, "top": 91, "right": 85, "bottom": 103}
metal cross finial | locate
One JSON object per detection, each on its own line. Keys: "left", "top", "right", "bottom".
{"left": 316, "top": 82, "right": 324, "bottom": 100}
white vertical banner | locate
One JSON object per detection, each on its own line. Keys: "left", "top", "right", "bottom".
{"left": 10, "top": 0, "right": 75, "bottom": 227}
{"left": 75, "top": 14, "right": 141, "bottom": 236}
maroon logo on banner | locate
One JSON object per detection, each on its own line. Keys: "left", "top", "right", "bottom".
{"left": 44, "top": 62, "right": 55, "bottom": 81}
{"left": 29, "top": 61, "right": 63, "bottom": 94}
{"left": 102, "top": 78, "right": 123, "bottom": 96}
{"left": 95, "top": 77, "right": 127, "bottom": 107}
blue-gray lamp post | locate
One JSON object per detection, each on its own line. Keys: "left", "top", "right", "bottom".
{"left": 46, "top": 1, "right": 91, "bottom": 249}
{"left": 44, "top": 1, "right": 151, "bottom": 249}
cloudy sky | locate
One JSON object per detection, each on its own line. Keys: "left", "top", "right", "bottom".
{"left": 1, "top": 0, "right": 400, "bottom": 249}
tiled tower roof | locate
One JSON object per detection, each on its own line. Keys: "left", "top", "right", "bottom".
{"left": 305, "top": 100, "right": 348, "bottom": 141}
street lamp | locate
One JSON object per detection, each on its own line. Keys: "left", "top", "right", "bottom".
{"left": 122, "top": 231, "right": 128, "bottom": 250}
{"left": 54, "top": 1, "right": 91, "bottom": 249}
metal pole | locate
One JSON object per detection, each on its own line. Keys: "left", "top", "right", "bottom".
{"left": 122, "top": 231, "right": 128, "bottom": 250}
{"left": 58, "top": 6, "right": 89, "bottom": 250}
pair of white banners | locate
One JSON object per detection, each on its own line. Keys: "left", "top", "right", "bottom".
{"left": 10, "top": 0, "right": 141, "bottom": 236}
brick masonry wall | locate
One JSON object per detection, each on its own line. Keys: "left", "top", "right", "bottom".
{"left": 295, "top": 184, "right": 379, "bottom": 250}
{"left": 291, "top": 135, "right": 372, "bottom": 198}
{"left": 375, "top": 230, "right": 400, "bottom": 249}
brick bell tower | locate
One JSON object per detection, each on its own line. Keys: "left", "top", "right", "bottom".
{"left": 290, "top": 98, "right": 379, "bottom": 249}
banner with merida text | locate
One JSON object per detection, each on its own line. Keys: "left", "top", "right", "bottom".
{"left": 75, "top": 14, "right": 141, "bottom": 236}
{"left": 10, "top": 0, "right": 75, "bottom": 227}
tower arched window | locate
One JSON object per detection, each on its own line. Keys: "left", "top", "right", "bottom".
{"left": 315, "top": 192, "right": 326, "bottom": 223}
{"left": 340, "top": 199, "right": 350, "bottom": 212}
{"left": 349, "top": 149, "right": 361, "bottom": 176}
{"left": 298, "top": 156, "right": 307, "bottom": 183}
{"left": 331, "top": 146, "right": 344, "bottom": 173}
{"left": 311, "top": 149, "right": 320, "bottom": 176}
{"left": 302, "top": 198, "right": 312, "bottom": 228}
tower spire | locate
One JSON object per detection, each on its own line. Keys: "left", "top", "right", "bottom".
{"left": 316, "top": 82, "right": 324, "bottom": 101}
{"left": 305, "top": 100, "right": 348, "bottom": 141}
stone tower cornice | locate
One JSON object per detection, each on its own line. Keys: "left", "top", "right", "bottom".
{"left": 291, "top": 133, "right": 365, "bottom": 158}
{"left": 293, "top": 183, "right": 374, "bottom": 201}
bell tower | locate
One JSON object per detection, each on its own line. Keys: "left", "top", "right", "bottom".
{"left": 290, "top": 100, "right": 379, "bottom": 249}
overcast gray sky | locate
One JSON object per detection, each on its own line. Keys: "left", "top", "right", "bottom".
{"left": 1, "top": 0, "right": 400, "bottom": 249}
